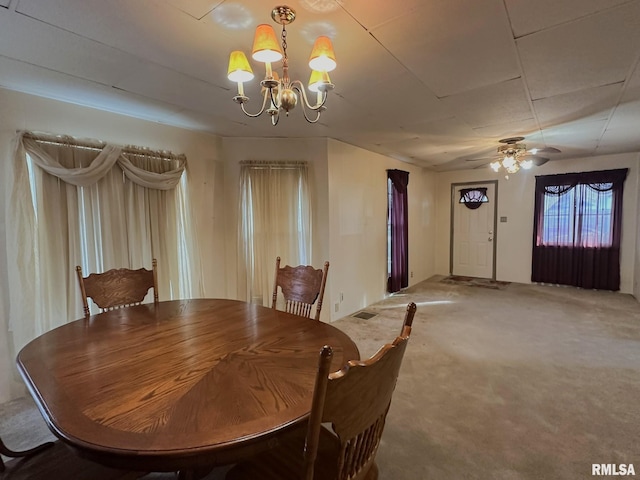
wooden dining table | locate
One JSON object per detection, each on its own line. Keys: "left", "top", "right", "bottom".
{"left": 16, "top": 298, "right": 360, "bottom": 473}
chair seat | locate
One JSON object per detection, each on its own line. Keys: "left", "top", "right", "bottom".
{"left": 0, "top": 440, "right": 141, "bottom": 480}
{"left": 226, "top": 427, "right": 378, "bottom": 480}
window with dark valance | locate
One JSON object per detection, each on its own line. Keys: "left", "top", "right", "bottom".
{"left": 387, "top": 169, "right": 409, "bottom": 293}
{"left": 531, "top": 168, "right": 628, "bottom": 291}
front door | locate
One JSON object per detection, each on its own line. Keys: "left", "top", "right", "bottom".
{"left": 451, "top": 182, "right": 497, "bottom": 279}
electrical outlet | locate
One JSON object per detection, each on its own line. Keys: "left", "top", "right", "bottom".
{"left": 411, "top": 271, "right": 414, "bottom": 278}
{"left": 334, "top": 302, "right": 339, "bottom": 313}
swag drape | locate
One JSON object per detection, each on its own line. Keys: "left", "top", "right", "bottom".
{"left": 6, "top": 131, "right": 203, "bottom": 355}
{"left": 387, "top": 169, "right": 409, "bottom": 293}
{"left": 531, "top": 169, "right": 627, "bottom": 291}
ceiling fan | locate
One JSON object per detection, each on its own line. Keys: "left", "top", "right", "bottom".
{"left": 466, "top": 136, "right": 561, "bottom": 174}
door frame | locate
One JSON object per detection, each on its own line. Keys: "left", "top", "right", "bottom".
{"left": 449, "top": 180, "right": 499, "bottom": 280}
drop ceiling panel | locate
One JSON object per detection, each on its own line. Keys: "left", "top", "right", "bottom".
{"left": 15, "top": 0, "right": 233, "bottom": 82}
{"left": 533, "top": 83, "right": 622, "bottom": 128}
{"left": 0, "top": 0, "right": 638, "bottom": 169}
{"left": 391, "top": 117, "right": 478, "bottom": 147}
{"left": 0, "top": 11, "right": 144, "bottom": 87}
{"left": 370, "top": 0, "right": 520, "bottom": 97}
{"left": 597, "top": 126, "right": 640, "bottom": 155}
{"left": 472, "top": 118, "right": 539, "bottom": 140}
{"left": 334, "top": 127, "right": 416, "bottom": 147}
{"left": 0, "top": 57, "right": 197, "bottom": 127}
{"left": 540, "top": 120, "right": 607, "bottom": 153}
{"left": 518, "top": 2, "right": 640, "bottom": 100}
{"left": 337, "top": 71, "right": 449, "bottom": 127}
{"left": 439, "top": 78, "right": 532, "bottom": 129}
{"left": 340, "top": 0, "right": 423, "bottom": 30}
{"left": 505, "top": 0, "right": 631, "bottom": 38}
{"left": 116, "top": 63, "right": 231, "bottom": 114}
{"left": 161, "top": 0, "right": 224, "bottom": 20}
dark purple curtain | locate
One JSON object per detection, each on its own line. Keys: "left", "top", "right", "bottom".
{"left": 388, "top": 169, "right": 409, "bottom": 293}
{"left": 531, "top": 169, "right": 627, "bottom": 291}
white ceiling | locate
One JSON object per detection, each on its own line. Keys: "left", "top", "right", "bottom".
{"left": 1, "top": 0, "right": 640, "bottom": 171}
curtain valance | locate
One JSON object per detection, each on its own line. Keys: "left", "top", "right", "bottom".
{"left": 535, "top": 169, "right": 628, "bottom": 193}
{"left": 18, "top": 131, "right": 186, "bottom": 190}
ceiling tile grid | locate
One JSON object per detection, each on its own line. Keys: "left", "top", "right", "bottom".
{"left": 0, "top": 0, "right": 639, "bottom": 169}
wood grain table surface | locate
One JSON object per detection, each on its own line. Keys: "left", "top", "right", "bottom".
{"left": 16, "top": 299, "right": 360, "bottom": 472}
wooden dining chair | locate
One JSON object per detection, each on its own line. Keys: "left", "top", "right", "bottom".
{"left": 226, "top": 301, "right": 417, "bottom": 480}
{"left": 76, "top": 259, "right": 159, "bottom": 317}
{"left": 0, "top": 437, "right": 141, "bottom": 479}
{"left": 272, "top": 257, "right": 329, "bottom": 321}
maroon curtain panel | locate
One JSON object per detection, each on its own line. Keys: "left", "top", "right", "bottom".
{"left": 531, "top": 169, "right": 628, "bottom": 291}
{"left": 388, "top": 169, "right": 409, "bottom": 293}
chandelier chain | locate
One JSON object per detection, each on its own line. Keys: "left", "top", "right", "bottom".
{"left": 281, "top": 25, "right": 288, "bottom": 62}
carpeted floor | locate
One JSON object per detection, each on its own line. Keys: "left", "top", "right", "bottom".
{"left": 334, "top": 275, "right": 640, "bottom": 479}
{"left": 2, "top": 275, "right": 639, "bottom": 479}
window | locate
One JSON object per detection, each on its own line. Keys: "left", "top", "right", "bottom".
{"left": 239, "top": 161, "right": 312, "bottom": 306}
{"left": 387, "top": 169, "right": 409, "bottom": 293}
{"left": 539, "top": 183, "right": 613, "bottom": 247}
{"left": 7, "top": 131, "right": 203, "bottom": 352}
{"left": 459, "top": 187, "right": 489, "bottom": 210}
{"left": 532, "top": 169, "right": 627, "bottom": 291}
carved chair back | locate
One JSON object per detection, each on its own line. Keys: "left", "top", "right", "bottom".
{"left": 272, "top": 257, "right": 329, "bottom": 321}
{"left": 76, "top": 259, "right": 158, "bottom": 317}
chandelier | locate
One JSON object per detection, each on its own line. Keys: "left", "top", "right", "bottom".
{"left": 226, "top": 5, "right": 336, "bottom": 125}
{"left": 490, "top": 137, "right": 532, "bottom": 174}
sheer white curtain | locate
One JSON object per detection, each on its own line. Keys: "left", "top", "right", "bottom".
{"left": 6, "top": 131, "right": 204, "bottom": 354}
{"left": 239, "top": 161, "right": 312, "bottom": 306}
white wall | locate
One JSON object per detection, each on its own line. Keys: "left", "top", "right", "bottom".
{"left": 434, "top": 153, "right": 640, "bottom": 293}
{"left": 327, "top": 139, "right": 437, "bottom": 320}
{"left": 0, "top": 88, "right": 225, "bottom": 403}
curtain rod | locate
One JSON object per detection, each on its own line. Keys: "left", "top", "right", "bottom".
{"left": 240, "top": 160, "right": 307, "bottom": 169}
{"left": 22, "top": 131, "right": 186, "bottom": 162}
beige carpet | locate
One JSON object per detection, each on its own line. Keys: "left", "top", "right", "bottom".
{"left": 2, "top": 275, "right": 640, "bottom": 479}
{"left": 334, "top": 275, "right": 640, "bottom": 479}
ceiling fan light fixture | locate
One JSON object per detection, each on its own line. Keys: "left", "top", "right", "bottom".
{"left": 489, "top": 136, "right": 537, "bottom": 176}
{"left": 502, "top": 155, "right": 516, "bottom": 169}
{"left": 506, "top": 163, "right": 520, "bottom": 174}
{"left": 521, "top": 159, "right": 533, "bottom": 170}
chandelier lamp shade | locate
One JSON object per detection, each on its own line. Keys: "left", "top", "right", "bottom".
{"left": 227, "top": 5, "right": 336, "bottom": 125}
{"left": 490, "top": 137, "right": 533, "bottom": 174}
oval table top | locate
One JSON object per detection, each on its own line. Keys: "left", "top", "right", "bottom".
{"left": 17, "top": 299, "right": 360, "bottom": 471}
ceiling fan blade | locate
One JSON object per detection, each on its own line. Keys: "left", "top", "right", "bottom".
{"left": 531, "top": 156, "right": 549, "bottom": 166}
{"left": 533, "top": 146, "right": 561, "bottom": 154}
{"left": 465, "top": 157, "right": 494, "bottom": 162}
